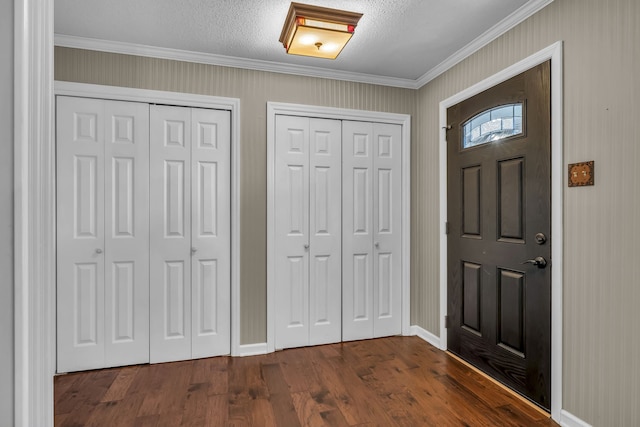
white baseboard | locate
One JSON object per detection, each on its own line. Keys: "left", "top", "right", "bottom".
{"left": 238, "top": 342, "right": 268, "bottom": 357}
{"left": 560, "top": 410, "right": 592, "bottom": 427}
{"left": 410, "top": 325, "right": 443, "bottom": 349}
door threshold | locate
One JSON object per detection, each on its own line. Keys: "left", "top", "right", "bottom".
{"left": 446, "top": 351, "right": 551, "bottom": 417}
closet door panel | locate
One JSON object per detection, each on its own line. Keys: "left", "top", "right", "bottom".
{"left": 372, "top": 123, "right": 402, "bottom": 337}
{"left": 150, "top": 105, "right": 192, "bottom": 363}
{"left": 274, "top": 115, "right": 310, "bottom": 349}
{"left": 342, "top": 121, "right": 375, "bottom": 341}
{"left": 104, "top": 100, "right": 150, "bottom": 367}
{"left": 57, "top": 96, "right": 106, "bottom": 372}
{"left": 309, "top": 118, "right": 342, "bottom": 345}
{"left": 191, "top": 108, "right": 231, "bottom": 358}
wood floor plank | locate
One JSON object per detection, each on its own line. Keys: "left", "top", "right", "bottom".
{"left": 261, "top": 363, "right": 302, "bottom": 427}
{"left": 101, "top": 365, "right": 140, "bottom": 402}
{"left": 204, "top": 394, "right": 230, "bottom": 426}
{"left": 54, "top": 337, "right": 560, "bottom": 427}
{"left": 55, "top": 369, "right": 119, "bottom": 426}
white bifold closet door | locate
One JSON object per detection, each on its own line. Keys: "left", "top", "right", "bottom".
{"left": 274, "top": 115, "right": 342, "bottom": 349}
{"left": 149, "top": 105, "right": 231, "bottom": 363}
{"left": 342, "top": 121, "right": 402, "bottom": 341}
{"left": 57, "top": 96, "right": 150, "bottom": 373}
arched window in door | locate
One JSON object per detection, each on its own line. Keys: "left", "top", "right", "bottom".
{"left": 462, "top": 103, "right": 523, "bottom": 149}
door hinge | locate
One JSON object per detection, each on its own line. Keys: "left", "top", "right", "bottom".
{"left": 445, "top": 221, "right": 450, "bottom": 235}
{"left": 444, "top": 315, "right": 452, "bottom": 328}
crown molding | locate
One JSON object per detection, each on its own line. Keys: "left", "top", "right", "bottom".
{"left": 54, "top": 0, "right": 554, "bottom": 91}
{"left": 54, "top": 34, "right": 418, "bottom": 89}
{"left": 415, "top": 0, "right": 555, "bottom": 87}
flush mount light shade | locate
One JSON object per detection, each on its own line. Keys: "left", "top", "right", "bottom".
{"left": 279, "top": 2, "right": 363, "bottom": 59}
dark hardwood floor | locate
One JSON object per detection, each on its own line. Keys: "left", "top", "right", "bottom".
{"left": 54, "top": 336, "right": 558, "bottom": 426}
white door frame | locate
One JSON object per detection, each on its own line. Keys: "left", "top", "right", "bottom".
{"left": 266, "top": 102, "right": 411, "bottom": 353}
{"left": 438, "top": 41, "right": 563, "bottom": 421}
{"left": 54, "top": 82, "right": 243, "bottom": 357}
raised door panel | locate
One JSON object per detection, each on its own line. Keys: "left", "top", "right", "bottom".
{"left": 498, "top": 158, "right": 525, "bottom": 243}
{"left": 342, "top": 121, "right": 374, "bottom": 341}
{"left": 191, "top": 108, "right": 231, "bottom": 358}
{"left": 274, "top": 115, "right": 310, "bottom": 349}
{"left": 150, "top": 105, "right": 192, "bottom": 363}
{"left": 104, "top": 100, "right": 150, "bottom": 367}
{"left": 309, "top": 118, "right": 342, "bottom": 345}
{"left": 57, "top": 96, "right": 106, "bottom": 372}
{"left": 372, "top": 123, "right": 402, "bottom": 337}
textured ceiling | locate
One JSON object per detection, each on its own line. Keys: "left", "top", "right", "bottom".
{"left": 55, "top": 0, "right": 533, "bottom": 83}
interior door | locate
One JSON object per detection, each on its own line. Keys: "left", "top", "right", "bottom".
{"left": 57, "top": 96, "right": 106, "bottom": 372}
{"left": 342, "top": 121, "right": 402, "bottom": 341}
{"left": 57, "top": 96, "right": 150, "bottom": 373}
{"left": 274, "top": 115, "right": 310, "bottom": 349}
{"left": 446, "top": 61, "right": 551, "bottom": 409}
{"left": 150, "top": 105, "right": 193, "bottom": 363}
{"left": 149, "top": 105, "right": 231, "bottom": 363}
{"left": 190, "top": 107, "right": 231, "bottom": 358}
{"left": 274, "top": 115, "right": 342, "bottom": 349}
{"left": 308, "top": 118, "right": 342, "bottom": 345}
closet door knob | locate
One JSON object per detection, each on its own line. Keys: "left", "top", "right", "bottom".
{"left": 191, "top": 247, "right": 197, "bottom": 254}
{"left": 95, "top": 248, "right": 103, "bottom": 254}
{"left": 374, "top": 242, "right": 380, "bottom": 248}
{"left": 304, "top": 244, "right": 309, "bottom": 250}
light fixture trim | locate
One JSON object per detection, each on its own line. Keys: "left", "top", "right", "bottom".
{"left": 279, "top": 2, "right": 363, "bottom": 60}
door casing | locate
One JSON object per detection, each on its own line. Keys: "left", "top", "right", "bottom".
{"left": 438, "top": 42, "right": 563, "bottom": 420}
{"left": 267, "top": 102, "right": 411, "bottom": 355}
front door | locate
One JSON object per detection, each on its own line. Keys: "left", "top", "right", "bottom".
{"left": 447, "top": 61, "right": 551, "bottom": 409}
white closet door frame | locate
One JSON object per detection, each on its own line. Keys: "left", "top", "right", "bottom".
{"left": 267, "top": 102, "right": 411, "bottom": 354}
{"left": 54, "top": 82, "right": 243, "bottom": 356}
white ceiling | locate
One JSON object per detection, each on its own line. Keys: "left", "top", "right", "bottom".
{"left": 54, "top": 0, "right": 548, "bottom": 88}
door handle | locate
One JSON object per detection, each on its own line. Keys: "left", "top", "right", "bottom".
{"left": 304, "top": 244, "right": 309, "bottom": 250}
{"left": 374, "top": 242, "right": 380, "bottom": 249}
{"left": 95, "top": 248, "right": 103, "bottom": 254}
{"left": 521, "top": 256, "right": 547, "bottom": 268}
{"left": 191, "top": 247, "right": 197, "bottom": 254}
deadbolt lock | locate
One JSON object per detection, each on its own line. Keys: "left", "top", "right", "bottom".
{"left": 534, "top": 233, "right": 547, "bottom": 245}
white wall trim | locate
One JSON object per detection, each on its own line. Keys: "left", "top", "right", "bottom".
{"left": 53, "top": 82, "right": 243, "bottom": 357}
{"left": 54, "top": 1, "right": 553, "bottom": 91}
{"left": 415, "top": 0, "right": 555, "bottom": 87}
{"left": 14, "top": 0, "right": 55, "bottom": 425}
{"left": 53, "top": 34, "right": 418, "bottom": 90}
{"left": 266, "top": 102, "right": 411, "bottom": 353}
{"left": 438, "top": 41, "right": 564, "bottom": 422}
{"left": 238, "top": 343, "right": 269, "bottom": 358}
{"left": 559, "top": 410, "right": 593, "bottom": 427}
{"left": 410, "top": 325, "right": 442, "bottom": 349}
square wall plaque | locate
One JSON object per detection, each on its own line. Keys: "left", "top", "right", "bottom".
{"left": 568, "top": 161, "right": 594, "bottom": 187}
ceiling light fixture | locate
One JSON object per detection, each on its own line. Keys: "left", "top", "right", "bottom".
{"left": 279, "top": 2, "right": 363, "bottom": 60}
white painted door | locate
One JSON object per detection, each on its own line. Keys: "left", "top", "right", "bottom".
{"left": 274, "top": 115, "right": 341, "bottom": 349}
{"left": 342, "top": 121, "right": 402, "bottom": 341}
{"left": 57, "top": 96, "right": 150, "bottom": 373}
{"left": 308, "top": 118, "right": 342, "bottom": 345}
{"left": 150, "top": 105, "right": 230, "bottom": 363}
{"left": 150, "top": 105, "right": 192, "bottom": 363}
{"left": 191, "top": 108, "right": 231, "bottom": 358}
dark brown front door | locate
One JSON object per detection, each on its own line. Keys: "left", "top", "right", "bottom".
{"left": 447, "top": 61, "right": 551, "bottom": 409}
